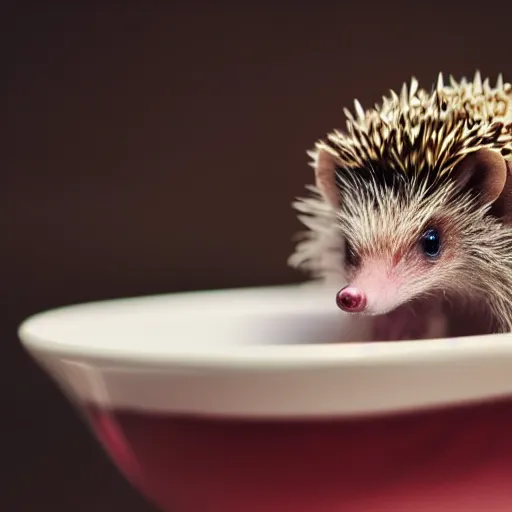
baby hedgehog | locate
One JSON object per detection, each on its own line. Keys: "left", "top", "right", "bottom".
{"left": 289, "top": 72, "right": 512, "bottom": 341}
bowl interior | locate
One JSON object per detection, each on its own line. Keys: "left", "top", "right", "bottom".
{"left": 18, "top": 283, "right": 372, "bottom": 356}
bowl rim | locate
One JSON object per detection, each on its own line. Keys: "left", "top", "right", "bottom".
{"left": 17, "top": 283, "right": 512, "bottom": 418}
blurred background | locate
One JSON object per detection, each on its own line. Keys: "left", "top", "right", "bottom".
{"left": 3, "top": 1, "right": 512, "bottom": 510}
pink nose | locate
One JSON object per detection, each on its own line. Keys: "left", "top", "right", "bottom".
{"left": 336, "top": 286, "right": 366, "bottom": 312}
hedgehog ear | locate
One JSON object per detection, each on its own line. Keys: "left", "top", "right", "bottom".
{"left": 491, "top": 159, "right": 512, "bottom": 223}
{"left": 314, "top": 148, "right": 340, "bottom": 210}
{"left": 451, "top": 148, "right": 508, "bottom": 206}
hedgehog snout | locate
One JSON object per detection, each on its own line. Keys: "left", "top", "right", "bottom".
{"left": 336, "top": 285, "right": 367, "bottom": 313}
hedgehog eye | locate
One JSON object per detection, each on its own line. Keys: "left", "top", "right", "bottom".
{"left": 420, "top": 228, "right": 441, "bottom": 259}
{"left": 344, "top": 238, "right": 359, "bottom": 267}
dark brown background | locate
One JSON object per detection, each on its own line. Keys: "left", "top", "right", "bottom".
{"left": 3, "top": 1, "right": 512, "bottom": 510}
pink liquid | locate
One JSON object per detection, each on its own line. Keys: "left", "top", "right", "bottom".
{"left": 87, "top": 398, "right": 512, "bottom": 512}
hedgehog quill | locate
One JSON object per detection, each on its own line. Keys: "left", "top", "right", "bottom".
{"left": 289, "top": 72, "right": 512, "bottom": 341}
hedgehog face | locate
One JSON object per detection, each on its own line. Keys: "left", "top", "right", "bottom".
{"left": 332, "top": 144, "right": 512, "bottom": 315}
{"left": 335, "top": 171, "right": 471, "bottom": 315}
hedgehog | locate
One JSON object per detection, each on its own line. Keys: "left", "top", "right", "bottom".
{"left": 289, "top": 71, "right": 512, "bottom": 341}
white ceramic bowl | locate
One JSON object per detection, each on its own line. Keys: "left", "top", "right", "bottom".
{"left": 18, "top": 283, "right": 512, "bottom": 512}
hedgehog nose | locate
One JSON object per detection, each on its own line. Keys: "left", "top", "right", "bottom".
{"left": 336, "top": 286, "right": 367, "bottom": 313}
